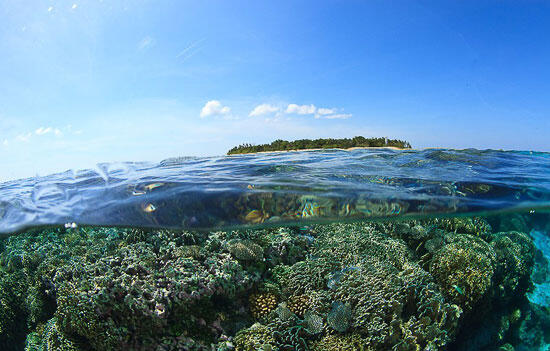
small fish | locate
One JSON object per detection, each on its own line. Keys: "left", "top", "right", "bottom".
{"left": 132, "top": 182, "right": 164, "bottom": 195}
{"left": 452, "top": 284, "right": 464, "bottom": 295}
{"left": 144, "top": 183, "right": 164, "bottom": 191}
{"left": 142, "top": 203, "right": 156, "bottom": 213}
{"left": 244, "top": 209, "right": 268, "bottom": 223}
{"left": 64, "top": 222, "right": 77, "bottom": 228}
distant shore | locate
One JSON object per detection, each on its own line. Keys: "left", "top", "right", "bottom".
{"left": 227, "top": 137, "right": 412, "bottom": 155}
{"left": 227, "top": 145, "right": 407, "bottom": 155}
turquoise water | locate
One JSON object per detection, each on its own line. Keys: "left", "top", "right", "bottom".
{"left": 0, "top": 149, "right": 549, "bottom": 350}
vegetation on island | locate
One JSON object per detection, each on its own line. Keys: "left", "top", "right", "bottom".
{"left": 227, "top": 136, "right": 412, "bottom": 155}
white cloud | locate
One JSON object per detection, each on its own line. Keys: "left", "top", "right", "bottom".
{"left": 286, "top": 104, "right": 316, "bottom": 115}
{"left": 35, "top": 127, "right": 52, "bottom": 135}
{"left": 71, "top": 3, "right": 78, "bottom": 10}
{"left": 317, "top": 108, "right": 335, "bottom": 115}
{"left": 200, "top": 100, "right": 231, "bottom": 118}
{"left": 138, "top": 36, "right": 155, "bottom": 50}
{"left": 2, "top": 139, "right": 8, "bottom": 146}
{"left": 16, "top": 133, "right": 32, "bottom": 142}
{"left": 34, "top": 127, "right": 63, "bottom": 136}
{"left": 323, "top": 113, "right": 352, "bottom": 119}
{"left": 249, "top": 104, "right": 280, "bottom": 117}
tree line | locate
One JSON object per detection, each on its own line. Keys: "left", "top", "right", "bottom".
{"left": 227, "top": 136, "right": 411, "bottom": 154}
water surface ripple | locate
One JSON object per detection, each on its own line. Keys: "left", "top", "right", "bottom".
{"left": 1, "top": 148, "right": 550, "bottom": 233}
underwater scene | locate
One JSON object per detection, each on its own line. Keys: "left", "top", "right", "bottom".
{"left": 1, "top": 149, "right": 549, "bottom": 351}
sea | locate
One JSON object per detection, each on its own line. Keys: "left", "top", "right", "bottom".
{"left": 0, "top": 148, "right": 549, "bottom": 351}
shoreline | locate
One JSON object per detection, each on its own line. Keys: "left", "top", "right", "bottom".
{"left": 227, "top": 146, "right": 410, "bottom": 155}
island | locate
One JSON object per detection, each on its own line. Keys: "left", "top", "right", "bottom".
{"left": 227, "top": 136, "right": 411, "bottom": 154}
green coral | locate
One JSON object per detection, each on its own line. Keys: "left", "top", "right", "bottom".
{"left": 429, "top": 234, "right": 496, "bottom": 311}
{"left": 0, "top": 271, "right": 28, "bottom": 350}
{"left": 491, "top": 231, "right": 536, "bottom": 301}
{"left": 428, "top": 217, "right": 492, "bottom": 237}
{"left": 0, "top": 216, "right": 541, "bottom": 351}
{"left": 310, "top": 333, "right": 371, "bottom": 351}
{"left": 0, "top": 227, "right": 260, "bottom": 350}
{"left": 273, "top": 222, "right": 460, "bottom": 349}
{"left": 23, "top": 318, "right": 80, "bottom": 351}
{"left": 234, "top": 323, "right": 277, "bottom": 351}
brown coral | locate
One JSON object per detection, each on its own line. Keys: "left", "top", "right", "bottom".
{"left": 287, "top": 295, "right": 311, "bottom": 318}
{"left": 249, "top": 293, "right": 278, "bottom": 320}
{"left": 227, "top": 239, "right": 264, "bottom": 261}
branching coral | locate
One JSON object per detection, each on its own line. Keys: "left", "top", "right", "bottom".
{"left": 0, "top": 227, "right": 260, "bottom": 351}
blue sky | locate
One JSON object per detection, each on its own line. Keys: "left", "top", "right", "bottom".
{"left": 1, "top": 0, "right": 549, "bottom": 181}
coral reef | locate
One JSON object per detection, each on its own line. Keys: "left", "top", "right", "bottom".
{"left": 249, "top": 293, "right": 277, "bottom": 320}
{"left": 233, "top": 323, "right": 276, "bottom": 351}
{"left": 310, "top": 333, "right": 370, "bottom": 351}
{"left": 0, "top": 272, "right": 28, "bottom": 350}
{"left": 226, "top": 239, "right": 264, "bottom": 261}
{"left": 491, "top": 231, "right": 536, "bottom": 302}
{"left": 273, "top": 222, "right": 462, "bottom": 350}
{"left": 286, "top": 295, "right": 310, "bottom": 318}
{"left": 429, "top": 234, "right": 496, "bottom": 311}
{"left": 0, "top": 215, "right": 544, "bottom": 351}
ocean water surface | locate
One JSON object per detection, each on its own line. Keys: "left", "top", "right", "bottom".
{"left": 0, "top": 148, "right": 549, "bottom": 350}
